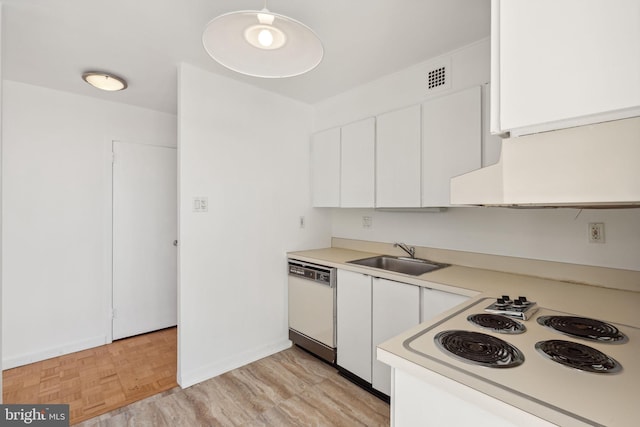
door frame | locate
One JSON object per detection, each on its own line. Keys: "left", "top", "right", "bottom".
{"left": 102, "top": 138, "right": 179, "bottom": 344}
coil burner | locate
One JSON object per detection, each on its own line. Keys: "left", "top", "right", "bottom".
{"left": 467, "top": 313, "right": 526, "bottom": 334}
{"left": 535, "top": 340, "right": 622, "bottom": 374}
{"left": 537, "top": 316, "right": 628, "bottom": 343}
{"left": 434, "top": 330, "right": 524, "bottom": 368}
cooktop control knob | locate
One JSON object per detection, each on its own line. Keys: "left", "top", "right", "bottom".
{"left": 485, "top": 295, "right": 538, "bottom": 320}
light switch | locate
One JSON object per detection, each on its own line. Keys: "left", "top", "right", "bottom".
{"left": 193, "top": 197, "right": 208, "bottom": 213}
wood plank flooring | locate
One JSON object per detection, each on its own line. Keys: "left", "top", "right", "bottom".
{"left": 2, "top": 327, "right": 178, "bottom": 425}
{"left": 78, "top": 346, "right": 390, "bottom": 426}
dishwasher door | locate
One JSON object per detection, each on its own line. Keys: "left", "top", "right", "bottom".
{"left": 288, "top": 261, "right": 336, "bottom": 363}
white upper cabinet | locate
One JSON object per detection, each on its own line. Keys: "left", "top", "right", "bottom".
{"left": 340, "top": 118, "right": 375, "bottom": 207}
{"left": 493, "top": 0, "right": 640, "bottom": 136}
{"left": 311, "top": 127, "right": 341, "bottom": 207}
{"left": 376, "top": 105, "right": 422, "bottom": 207}
{"left": 422, "top": 86, "right": 481, "bottom": 207}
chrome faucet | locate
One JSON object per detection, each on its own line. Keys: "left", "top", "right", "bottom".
{"left": 394, "top": 242, "right": 415, "bottom": 259}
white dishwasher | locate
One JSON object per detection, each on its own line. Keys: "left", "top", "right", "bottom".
{"left": 288, "top": 260, "right": 336, "bottom": 363}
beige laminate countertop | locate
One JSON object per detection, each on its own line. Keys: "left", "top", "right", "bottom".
{"left": 288, "top": 247, "right": 640, "bottom": 327}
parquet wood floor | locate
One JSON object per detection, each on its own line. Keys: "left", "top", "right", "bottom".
{"left": 2, "top": 327, "right": 178, "bottom": 425}
{"left": 78, "top": 346, "right": 390, "bottom": 426}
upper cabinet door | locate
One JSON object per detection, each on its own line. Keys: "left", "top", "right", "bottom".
{"left": 422, "top": 86, "right": 481, "bottom": 207}
{"left": 493, "top": 0, "right": 640, "bottom": 136}
{"left": 311, "top": 127, "right": 341, "bottom": 207}
{"left": 376, "top": 105, "right": 422, "bottom": 207}
{"left": 341, "top": 118, "right": 375, "bottom": 207}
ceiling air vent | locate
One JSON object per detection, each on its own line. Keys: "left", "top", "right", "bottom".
{"left": 428, "top": 66, "right": 447, "bottom": 89}
{"left": 425, "top": 61, "right": 451, "bottom": 94}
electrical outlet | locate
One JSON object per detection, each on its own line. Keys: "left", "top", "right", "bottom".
{"left": 362, "top": 216, "right": 372, "bottom": 229}
{"left": 588, "top": 222, "right": 605, "bottom": 243}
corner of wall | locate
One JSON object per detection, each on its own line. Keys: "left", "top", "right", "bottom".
{"left": 1, "top": 2, "right": 5, "bottom": 401}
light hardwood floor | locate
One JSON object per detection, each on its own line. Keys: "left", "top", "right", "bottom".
{"left": 79, "top": 346, "right": 390, "bottom": 426}
{"left": 4, "top": 328, "right": 390, "bottom": 426}
{"left": 3, "top": 327, "right": 178, "bottom": 425}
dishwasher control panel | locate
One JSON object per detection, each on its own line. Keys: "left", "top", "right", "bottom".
{"left": 288, "top": 260, "right": 335, "bottom": 286}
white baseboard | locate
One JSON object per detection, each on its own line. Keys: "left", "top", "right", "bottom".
{"left": 3, "top": 335, "right": 108, "bottom": 369}
{"left": 178, "top": 339, "right": 292, "bottom": 389}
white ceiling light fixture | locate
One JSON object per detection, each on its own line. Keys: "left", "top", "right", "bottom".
{"left": 202, "top": 1, "right": 324, "bottom": 78}
{"left": 82, "top": 71, "right": 128, "bottom": 91}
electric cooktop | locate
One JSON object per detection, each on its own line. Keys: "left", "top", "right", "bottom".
{"left": 403, "top": 297, "right": 639, "bottom": 427}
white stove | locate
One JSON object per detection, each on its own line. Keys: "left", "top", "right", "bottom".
{"left": 402, "top": 297, "right": 640, "bottom": 427}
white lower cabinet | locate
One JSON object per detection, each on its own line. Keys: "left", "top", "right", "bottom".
{"left": 392, "top": 368, "right": 555, "bottom": 427}
{"left": 336, "top": 269, "right": 372, "bottom": 382}
{"left": 337, "top": 270, "right": 470, "bottom": 397}
{"left": 372, "top": 278, "right": 420, "bottom": 395}
{"left": 422, "top": 285, "right": 470, "bottom": 321}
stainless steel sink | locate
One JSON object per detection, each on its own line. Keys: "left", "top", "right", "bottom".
{"left": 347, "top": 255, "right": 449, "bottom": 276}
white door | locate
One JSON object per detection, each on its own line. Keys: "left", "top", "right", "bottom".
{"left": 112, "top": 141, "right": 177, "bottom": 340}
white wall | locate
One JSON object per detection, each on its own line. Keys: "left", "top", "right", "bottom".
{"left": 332, "top": 208, "right": 640, "bottom": 271}
{"left": 177, "top": 64, "right": 330, "bottom": 387}
{"left": 314, "top": 38, "right": 640, "bottom": 273}
{"left": 2, "top": 80, "right": 177, "bottom": 368}
{"left": 313, "top": 38, "right": 490, "bottom": 131}
{"left": 0, "top": 3, "right": 4, "bottom": 398}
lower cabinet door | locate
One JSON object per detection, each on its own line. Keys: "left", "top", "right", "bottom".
{"left": 336, "top": 269, "right": 372, "bottom": 382}
{"left": 372, "top": 278, "right": 420, "bottom": 395}
{"left": 422, "top": 286, "right": 470, "bottom": 321}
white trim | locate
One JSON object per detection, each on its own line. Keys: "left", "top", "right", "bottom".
{"left": 177, "top": 339, "right": 292, "bottom": 389}
{"left": 103, "top": 139, "right": 115, "bottom": 344}
{"left": 507, "top": 106, "right": 640, "bottom": 137}
{"left": 3, "top": 335, "right": 107, "bottom": 369}
{"left": 0, "top": 3, "right": 4, "bottom": 402}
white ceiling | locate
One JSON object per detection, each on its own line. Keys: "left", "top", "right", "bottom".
{"left": 1, "top": 0, "right": 490, "bottom": 114}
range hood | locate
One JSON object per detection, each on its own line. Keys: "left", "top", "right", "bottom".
{"left": 450, "top": 116, "right": 640, "bottom": 207}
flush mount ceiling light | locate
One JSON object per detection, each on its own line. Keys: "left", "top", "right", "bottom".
{"left": 202, "top": 1, "right": 324, "bottom": 78}
{"left": 82, "top": 71, "right": 128, "bottom": 91}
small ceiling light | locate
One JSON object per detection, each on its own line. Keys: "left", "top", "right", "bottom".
{"left": 202, "top": 1, "right": 323, "bottom": 78}
{"left": 82, "top": 71, "right": 128, "bottom": 91}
